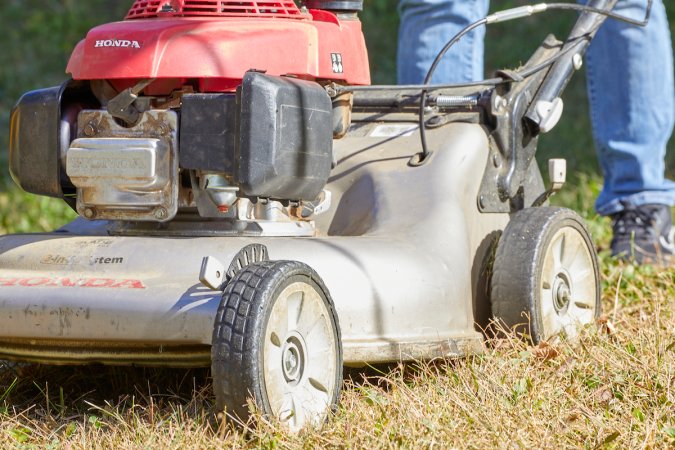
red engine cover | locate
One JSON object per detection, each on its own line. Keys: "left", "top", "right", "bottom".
{"left": 66, "top": 9, "right": 371, "bottom": 92}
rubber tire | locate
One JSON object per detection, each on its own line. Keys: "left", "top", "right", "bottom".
{"left": 211, "top": 260, "right": 342, "bottom": 428}
{"left": 491, "top": 207, "right": 601, "bottom": 344}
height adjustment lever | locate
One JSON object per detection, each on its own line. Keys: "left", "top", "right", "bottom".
{"left": 530, "top": 97, "right": 564, "bottom": 133}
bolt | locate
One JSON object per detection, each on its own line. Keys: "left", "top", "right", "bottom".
{"left": 557, "top": 284, "right": 571, "bottom": 303}
{"left": 84, "top": 123, "right": 97, "bottom": 137}
{"left": 492, "top": 153, "right": 502, "bottom": 168}
{"left": 491, "top": 95, "right": 508, "bottom": 114}
{"left": 285, "top": 352, "right": 297, "bottom": 372}
{"left": 478, "top": 196, "right": 486, "bottom": 210}
{"left": 154, "top": 207, "right": 167, "bottom": 220}
{"left": 83, "top": 208, "right": 96, "bottom": 219}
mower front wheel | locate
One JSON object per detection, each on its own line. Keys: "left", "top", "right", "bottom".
{"left": 211, "top": 260, "right": 342, "bottom": 431}
{"left": 491, "top": 207, "right": 601, "bottom": 343}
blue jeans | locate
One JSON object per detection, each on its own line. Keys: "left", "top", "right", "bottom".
{"left": 397, "top": 0, "right": 675, "bottom": 215}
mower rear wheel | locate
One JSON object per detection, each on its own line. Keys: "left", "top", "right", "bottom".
{"left": 491, "top": 207, "right": 600, "bottom": 343}
{"left": 211, "top": 260, "right": 341, "bottom": 431}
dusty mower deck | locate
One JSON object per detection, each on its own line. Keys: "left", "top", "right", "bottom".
{"left": 0, "top": 121, "right": 500, "bottom": 366}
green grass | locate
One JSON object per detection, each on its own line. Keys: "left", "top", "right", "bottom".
{"left": 0, "top": 2, "right": 674, "bottom": 448}
{"left": 0, "top": 182, "right": 76, "bottom": 235}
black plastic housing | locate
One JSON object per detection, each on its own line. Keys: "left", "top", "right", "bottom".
{"left": 10, "top": 80, "right": 96, "bottom": 200}
{"left": 9, "top": 86, "right": 64, "bottom": 198}
{"left": 237, "top": 72, "right": 333, "bottom": 201}
{"left": 179, "top": 93, "right": 237, "bottom": 172}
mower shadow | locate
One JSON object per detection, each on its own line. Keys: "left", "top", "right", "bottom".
{"left": 0, "top": 359, "right": 457, "bottom": 430}
{"left": 0, "top": 362, "right": 211, "bottom": 423}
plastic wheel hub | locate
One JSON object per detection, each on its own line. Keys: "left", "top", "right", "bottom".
{"left": 264, "top": 281, "right": 338, "bottom": 431}
{"left": 552, "top": 271, "right": 572, "bottom": 314}
{"left": 281, "top": 332, "right": 306, "bottom": 384}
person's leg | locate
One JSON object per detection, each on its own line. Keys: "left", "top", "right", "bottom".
{"left": 584, "top": 0, "right": 675, "bottom": 215}
{"left": 583, "top": 0, "right": 675, "bottom": 263}
{"left": 397, "top": 0, "right": 489, "bottom": 84}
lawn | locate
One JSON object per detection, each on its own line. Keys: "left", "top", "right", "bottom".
{"left": 0, "top": 1, "right": 673, "bottom": 448}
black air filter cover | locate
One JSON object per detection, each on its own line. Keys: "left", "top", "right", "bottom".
{"left": 179, "top": 93, "right": 237, "bottom": 172}
{"left": 238, "top": 72, "right": 333, "bottom": 202}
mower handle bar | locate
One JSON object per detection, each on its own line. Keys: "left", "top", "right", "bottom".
{"left": 524, "top": 0, "right": 619, "bottom": 131}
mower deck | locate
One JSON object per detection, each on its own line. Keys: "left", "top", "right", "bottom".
{"left": 0, "top": 120, "right": 501, "bottom": 366}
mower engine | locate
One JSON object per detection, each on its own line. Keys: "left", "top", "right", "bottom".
{"left": 10, "top": 0, "right": 369, "bottom": 232}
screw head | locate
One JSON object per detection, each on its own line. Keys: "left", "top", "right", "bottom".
{"left": 154, "top": 207, "right": 167, "bottom": 220}
{"left": 83, "top": 208, "right": 96, "bottom": 219}
{"left": 84, "top": 123, "right": 97, "bottom": 137}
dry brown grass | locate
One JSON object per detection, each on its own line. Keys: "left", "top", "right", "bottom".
{"left": 0, "top": 258, "right": 672, "bottom": 449}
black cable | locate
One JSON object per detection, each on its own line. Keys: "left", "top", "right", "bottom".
{"left": 335, "top": 1, "right": 653, "bottom": 96}
{"left": 332, "top": 1, "right": 654, "bottom": 166}
{"left": 412, "top": 0, "right": 652, "bottom": 165}
{"left": 411, "top": 19, "right": 488, "bottom": 165}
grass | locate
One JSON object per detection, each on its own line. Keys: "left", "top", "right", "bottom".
{"left": 0, "top": 181, "right": 77, "bottom": 235}
{"left": 0, "top": 1, "right": 674, "bottom": 448}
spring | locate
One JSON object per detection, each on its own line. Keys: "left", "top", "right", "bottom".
{"left": 433, "top": 95, "right": 479, "bottom": 108}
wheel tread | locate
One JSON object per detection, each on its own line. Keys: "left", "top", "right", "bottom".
{"left": 491, "top": 207, "right": 600, "bottom": 343}
{"left": 211, "top": 260, "right": 342, "bottom": 425}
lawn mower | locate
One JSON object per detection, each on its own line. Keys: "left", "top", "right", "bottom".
{"left": 2, "top": 0, "right": 629, "bottom": 430}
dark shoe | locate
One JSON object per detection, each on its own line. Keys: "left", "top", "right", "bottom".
{"left": 610, "top": 203, "right": 674, "bottom": 265}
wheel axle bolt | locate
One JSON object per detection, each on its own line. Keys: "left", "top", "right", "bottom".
{"left": 554, "top": 281, "right": 571, "bottom": 312}
{"left": 285, "top": 353, "right": 297, "bottom": 372}
{"left": 282, "top": 341, "right": 303, "bottom": 382}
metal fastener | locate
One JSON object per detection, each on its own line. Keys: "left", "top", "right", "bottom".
{"left": 572, "top": 53, "right": 583, "bottom": 70}
{"left": 154, "top": 207, "right": 168, "bottom": 220}
{"left": 83, "top": 122, "right": 97, "bottom": 137}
